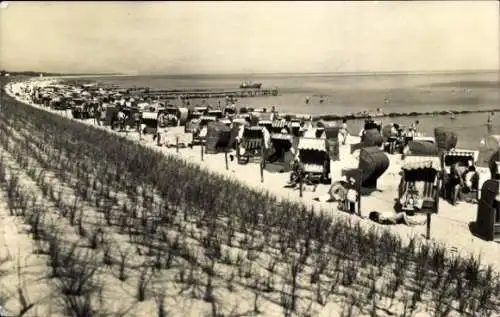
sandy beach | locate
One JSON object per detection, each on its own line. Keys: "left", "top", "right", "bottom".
{"left": 0, "top": 77, "right": 498, "bottom": 317}
{"left": 5, "top": 77, "right": 500, "bottom": 267}
{"left": 2, "top": 3, "right": 500, "bottom": 316}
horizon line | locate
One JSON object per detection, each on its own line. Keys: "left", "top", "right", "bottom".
{"left": 120, "top": 68, "right": 500, "bottom": 77}
{"left": 4, "top": 68, "right": 499, "bottom": 77}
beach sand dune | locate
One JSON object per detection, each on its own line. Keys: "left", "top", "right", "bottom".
{"left": 6, "top": 78, "right": 500, "bottom": 268}
{"left": 0, "top": 78, "right": 498, "bottom": 317}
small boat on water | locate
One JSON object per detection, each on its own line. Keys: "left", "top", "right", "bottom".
{"left": 240, "top": 81, "right": 262, "bottom": 89}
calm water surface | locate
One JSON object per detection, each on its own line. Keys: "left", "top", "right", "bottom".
{"left": 82, "top": 71, "right": 500, "bottom": 154}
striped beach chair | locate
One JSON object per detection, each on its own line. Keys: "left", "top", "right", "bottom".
{"left": 271, "top": 119, "right": 288, "bottom": 133}
{"left": 398, "top": 155, "right": 442, "bottom": 214}
{"left": 237, "top": 126, "right": 264, "bottom": 164}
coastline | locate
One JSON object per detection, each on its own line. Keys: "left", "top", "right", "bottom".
{"left": 36, "top": 75, "right": 500, "bottom": 122}
{"left": 3, "top": 76, "right": 500, "bottom": 270}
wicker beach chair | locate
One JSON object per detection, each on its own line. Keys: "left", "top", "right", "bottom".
{"left": 382, "top": 124, "right": 405, "bottom": 154}
{"left": 258, "top": 119, "right": 273, "bottom": 133}
{"left": 141, "top": 111, "right": 158, "bottom": 134}
{"left": 295, "top": 137, "right": 331, "bottom": 184}
{"left": 340, "top": 168, "right": 363, "bottom": 215}
{"left": 237, "top": 126, "right": 265, "bottom": 164}
{"left": 204, "top": 121, "right": 232, "bottom": 154}
{"left": 267, "top": 133, "right": 293, "bottom": 164}
{"left": 192, "top": 116, "right": 217, "bottom": 145}
{"left": 441, "top": 149, "right": 480, "bottom": 204}
{"left": 271, "top": 119, "right": 288, "bottom": 133}
{"left": 397, "top": 155, "right": 442, "bottom": 214}
{"left": 475, "top": 179, "right": 500, "bottom": 241}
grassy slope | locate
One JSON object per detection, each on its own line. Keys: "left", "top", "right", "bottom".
{"left": 0, "top": 77, "right": 499, "bottom": 317}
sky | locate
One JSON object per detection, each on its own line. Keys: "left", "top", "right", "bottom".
{"left": 0, "top": 1, "right": 499, "bottom": 75}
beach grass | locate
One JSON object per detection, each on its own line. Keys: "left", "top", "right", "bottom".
{"left": 0, "top": 79, "right": 498, "bottom": 316}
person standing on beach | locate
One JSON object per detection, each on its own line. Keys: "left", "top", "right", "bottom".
{"left": 340, "top": 119, "right": 349, "bottom": 145}
{"left": 117, "top": 108, "right": 126, "bottom": 131}
{"left": 410, "top": 120, "right": 420, "bottom": 136}
{"left": 134, "top": 110, "right": 143, "bottom": 140}
{"left": 154, "top": 111, "right": 167, "bottom": 146}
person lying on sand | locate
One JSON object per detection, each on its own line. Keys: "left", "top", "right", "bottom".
{"left": 368, "top": 211, "right": 427, "bottom": 226}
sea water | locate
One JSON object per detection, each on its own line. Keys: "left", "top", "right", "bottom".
{"left": 81, "top": 71, "right": 499, "bottom": 152}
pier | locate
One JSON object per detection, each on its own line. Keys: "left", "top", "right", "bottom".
{"left": 125, "top": 88, "right": 279, "bottom": 100}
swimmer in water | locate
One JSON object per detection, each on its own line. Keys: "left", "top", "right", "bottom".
{"left": 487, "top": 112, "right": 494, "bottom": 132}
{"left": 487, "top": 111, "right": 494, "bottom": 126}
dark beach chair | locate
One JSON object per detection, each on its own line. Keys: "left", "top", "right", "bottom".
{"left": 441, "top": 149, "right": 479, "bottom": 204}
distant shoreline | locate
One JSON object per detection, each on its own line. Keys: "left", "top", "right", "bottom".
{"left": 115, "top": 69, "right": 500, "bottom": 77}
{"left": 9, "top": 76, "right": 500, "bottom": 124}
{"left": 41, "top": 74, "right": 133, "bottom": 80}
{"left": 3, "top": 68, "right": 498, "bottom": 79}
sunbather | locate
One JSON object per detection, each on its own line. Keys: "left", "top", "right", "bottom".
{"left": 369, "top": 211, "right": 427, "bottom": 226}
{"left": 448, "top": 163, "right": 478, "bottom": 204}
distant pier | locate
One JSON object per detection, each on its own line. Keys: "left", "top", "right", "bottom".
{"left": 124, "top": 87, "right": 279, "bottom": 100}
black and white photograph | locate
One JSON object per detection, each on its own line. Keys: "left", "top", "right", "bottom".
{"left": 0, "top": 1, "right": 499, "bottom": 316}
